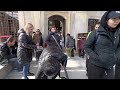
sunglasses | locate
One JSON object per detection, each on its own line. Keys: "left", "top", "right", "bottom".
{"left": 95, "top": 27, "right": 99, "bottom": 28}
{"left": 95, "top": 27, "right": 99, "bottom": 29}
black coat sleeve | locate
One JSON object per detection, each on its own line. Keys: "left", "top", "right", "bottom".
{"left": 84, "top": 31, "right": 99, "bottom": 60}
{"left": 19, "top": 33, "right": 37, "bottom": 50}
{"left": 0, "top": 49, "right": 10, "bottom": 60}
{"left": 0, "top": 47, "right": 16, "bottom": 60}
{"left": 74, "top": 39, "right": 76, "bottom": 50}
{"left": 66, "top": 37, "right": 69, "bottom": 48}
{"left": 11, "top": 42, "right": 18, "bottom": 55}
{"left": 40, "top": 36, "right": 43, "bottom": 47}
{"left": 45, "top": 34, "right": 52, "bottom": 46}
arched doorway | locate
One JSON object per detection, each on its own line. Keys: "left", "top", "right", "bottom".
{"left": 48, "top": 15, "right": 66, "bottom": 47}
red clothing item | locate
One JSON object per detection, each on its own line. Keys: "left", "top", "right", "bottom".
{"left": 77, "top": 38, "right": 85, "bottom": 49}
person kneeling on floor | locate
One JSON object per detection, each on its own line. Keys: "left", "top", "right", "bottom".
{"left": 35, "top": 46, "right": 67, "bottom": 79}
{"left": 0, "top": 36, "right": 21, "bottom": 71}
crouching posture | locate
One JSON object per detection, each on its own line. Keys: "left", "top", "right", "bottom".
{"left": 35, "top": 46, "right": 67, "bottom": 79}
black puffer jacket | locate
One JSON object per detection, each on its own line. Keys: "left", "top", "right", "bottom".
{"left": 45, "top": 32, "right": 60, "bottom": 47}
{"left": 84, "top": 11, "right": 120, "bottom": 69}
{"left": 10, "top": 41, "right": 18, "bottom": 55}
{"left": 0, "top": 42, "right": 16, "bottom": 61}
{"left": 35, "top": 46, "right": 67, "bottom": 79}
{"left": 17, "top": 29, "right": 37, "bottom": 65}
{"left": 39, "top": 46, "right": 66, "bottom": 65}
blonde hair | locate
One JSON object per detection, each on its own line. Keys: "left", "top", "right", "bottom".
{"left": 24, "top": 23, "right": 34, "bottom": 35}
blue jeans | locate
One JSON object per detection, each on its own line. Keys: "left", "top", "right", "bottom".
{"left": 23, "top": 63, "right": 30, "bottom": 78}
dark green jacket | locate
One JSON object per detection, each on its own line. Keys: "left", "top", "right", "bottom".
{"left": 84, "top": 26, "right": 120, "bottom": 69}
{"left": 84, "top": 11, "right": 120, "bottom": 69}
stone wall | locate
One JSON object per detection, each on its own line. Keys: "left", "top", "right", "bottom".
{"left": 18, "top": 11, "right": 105, "bottom": 41}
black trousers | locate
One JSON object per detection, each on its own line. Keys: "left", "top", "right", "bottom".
{"left": 52, "top": 54, "right": 68, "bottom": 79}
{"left": 71, "top": 49, "right": 74, "bottom": 57}
{"left": 86, "top": 56, "right": 90, "bottom": 73}
{"left": 88, "top": 62, "right": 114, "bottom": 79}
{"left": 78, "top": 49, "right": 85, "bottom": 57}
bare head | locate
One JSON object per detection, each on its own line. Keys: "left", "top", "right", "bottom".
{"left": 24, "top": 23, "right": 34, "bottom": 35}
{"left": 7, "top": 35, "right": 15, "bottom": 47}
{"left": 94, "top": 22, "right": 100, "bottom": 30}
{"left": 50, "top": 26, "right": 57, "bottom": 33}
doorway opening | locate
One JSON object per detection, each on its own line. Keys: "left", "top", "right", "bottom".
{"left": 48, "top": 15, "right": 66, "bottom": 47}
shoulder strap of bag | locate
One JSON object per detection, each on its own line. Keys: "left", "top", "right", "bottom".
{"left": 94, "top": 30, "right": 100, "bottom": 44}
{"left": 51, "top": 35, "right": 62, "bottom": 51}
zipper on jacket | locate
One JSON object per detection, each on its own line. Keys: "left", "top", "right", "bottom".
{"left": 114, "top": 36, "right": 116, "bottom": 44}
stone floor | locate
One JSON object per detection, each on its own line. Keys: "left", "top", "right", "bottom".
{"left": 5, "top": 56, "right": 88, "bottom": 79}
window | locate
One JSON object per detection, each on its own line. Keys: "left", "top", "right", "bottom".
{"left": 0, "top": 11, "right": 19, "bottom": 43}
{"left": 88, "top": 19, "right": 100, "bottom": 32}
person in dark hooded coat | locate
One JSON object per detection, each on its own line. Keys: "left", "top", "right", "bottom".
{"left": 35, "top": 26, "right": 67, "bottom": 79}
{"left": 84, "top": 11, "right": 120, "bottom": 79}
{"left": 85, "top": 22, "right": 100, "bottom": 76}
{"left": 35, "top": 46, "right": 67, "bottom": 79}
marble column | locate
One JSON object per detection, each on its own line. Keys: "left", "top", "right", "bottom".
{"left": 70, "top": 11, "right": 88, "bottom": 39}
{"left": 18, "top": 11, "right": 26, "bottom": 29}
{"left": 69, "top": 11, "right": 88, "bottom": 49}
{"left": 18, "top": 11, "right": 41, "bottom": 30}
{"left": 75, "top": 11, "right": 88, "bottom": 33}
{"left": 70, "top": 11, "right": 76, "bottom": 37}
{"left": 40, "top": 11, "right": 46, "bottom": 41}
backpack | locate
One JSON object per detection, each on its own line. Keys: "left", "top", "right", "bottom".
{"left": 87, "top": 30, "right": 100, "bottom": 44}
{"left": 68, "top": 36, "right": 75, "bottom": 47}
{"left": 94, "top": 30, "right": 100, "bottom": 44}
{"left": 86, "top": 31, "right": 100, "bottom": 59}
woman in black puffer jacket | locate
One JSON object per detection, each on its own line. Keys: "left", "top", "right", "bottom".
{"left": 35, "top": 26, "right": 67, "bottom": 79}
{"left": 17, "top": 23, "right": 37, "bottom": 79}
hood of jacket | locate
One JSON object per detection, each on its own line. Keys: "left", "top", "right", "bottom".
{"left": 100, "top": 11, "right": 120, "bottom": 31}
{"left": 17, "top": 28, "right": 25, "bottom": 36}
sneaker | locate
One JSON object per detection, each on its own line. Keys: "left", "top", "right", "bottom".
{"left": 28, "top": 72, "right": 34, "bottom": 76}
{"left": 60, "top": 77, "right": 67, "bottom": 79}
{"left": 68, "top": 57, "right": 71, "bottom": 59}
{"left": 22, "top": 77, "right": 29, "bottom": 79}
